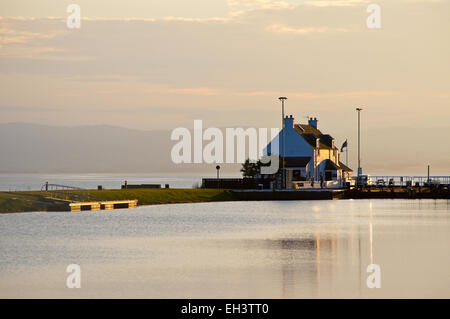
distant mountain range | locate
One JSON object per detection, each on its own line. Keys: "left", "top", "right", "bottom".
{"left": 0, "top": 123, "right": 239, "bottom": 174}
{"left": 0, "top": 123, "right": 448, "bottom": 175}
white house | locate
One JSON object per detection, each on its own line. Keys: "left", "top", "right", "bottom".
{"left": 264, "top": 115, "right": 352, "bottom": 188}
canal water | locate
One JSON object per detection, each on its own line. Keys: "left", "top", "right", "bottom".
{"left": 0, "top": 199, "right": 449, "bottom": 298}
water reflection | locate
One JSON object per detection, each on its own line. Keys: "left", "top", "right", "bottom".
{"left": 0, "top": 199, "right": 449, "bottom": 298}
{"left": 275, "top": 231, "right": 366, "bottom": 298}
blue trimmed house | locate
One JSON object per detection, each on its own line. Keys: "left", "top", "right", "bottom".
{"left": 264, "top": 115, "right": 352, "bottom": 188}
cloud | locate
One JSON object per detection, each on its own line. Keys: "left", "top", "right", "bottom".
{"left": 266, "top": 24, "right": 349, "bottom": 34}
{"left": 1, "top": 0, "right": 449, "bottom": 132}
{"left": 236, "top": 90, "right": 395, "bottom": 99}
{"left": 82, "top": 16, "right": 232, "bottom": 24}
{"left": 0, "top": 26, "right": 66, "bottom": 45}
{"left": 228, "top": 0, "right": 296, "bottom": 10}
{"left": 403, "top": 0, "right": 445, "bottom": 3}
{"left": 228, "top": 0, "right": 370, "bottom": 11}
{"left": 304, "top": 0, "right": 369, "bottom": 7}
{"left": 0, "top": 15, "right": 232, "bottom": 24}
{"left": 139, "top": 85, "right": 394, "bottom": 99}
{"left": 0, "top": 105, "right": 60, "bottom": 112}
{"left": 144, "top": 86, "right": 224, "bottom": 96}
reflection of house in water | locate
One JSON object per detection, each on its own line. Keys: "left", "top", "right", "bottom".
{"left": 276, "top": 225, "right": 372, "bottom": 298}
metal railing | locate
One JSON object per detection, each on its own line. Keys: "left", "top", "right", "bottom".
{"left": 368, "top": 176, "right": 450, "bottom": 187}
{"left": 40, "top": 183, "right": 102, "bottom": 202}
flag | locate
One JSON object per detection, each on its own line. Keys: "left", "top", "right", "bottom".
{"left": 340, "top": 139, "right": 348, "bottom": 152}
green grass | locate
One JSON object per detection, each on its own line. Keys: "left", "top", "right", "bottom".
{"left": 0, "top": 191, "right": 64, "bottom": 213}
{"left": 0, "top": 189, "right": 236, "bottom": 214}
{"left": 84, "top": 188, "right": 235, "bottom": 205}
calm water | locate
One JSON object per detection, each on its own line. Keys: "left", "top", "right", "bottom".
{"left": 0, "top": 199, "right": 449, "bottom": 298}
{"left": 0, "top": 173, "right": 213, "bottom": 190}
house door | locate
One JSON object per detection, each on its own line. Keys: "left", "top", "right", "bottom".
{"left": 325, "top": 171, "right": 332, "bottom": 181}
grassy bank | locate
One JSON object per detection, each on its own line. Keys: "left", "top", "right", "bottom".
{"left": 0, "top": 189, "right": 236, "bottom": 214}
{"left": 84, "top": 188, "right": 235, "bottom": 205}
{"left": 0, "top": 191, "right": 67, "bottom": 214}
{"left": 3, "top": 187, "right": 447, "bottom": 214}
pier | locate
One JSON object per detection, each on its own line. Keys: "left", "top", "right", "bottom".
{"left": 69, "top": 200, "right": 138, "bottom": 212}
{"left": 39, "top": 183, "right": 139, "bottom": 212}
{"left": 232, "top": 189, "right": 341, "bottom": 200}
{"left": 369, "top": 175, "right": 450, "bottom": 187}
{"left": 231, "top": 184, "right": 450, "bottom": 201}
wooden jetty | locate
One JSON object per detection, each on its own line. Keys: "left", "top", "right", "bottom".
{"left": 69, "top": 200, "right": 138, "bottom": 212}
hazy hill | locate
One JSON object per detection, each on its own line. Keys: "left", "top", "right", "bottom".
{"left": 0, "top": 123, "right": 240, "bottom": 174}
{"left": 0, "top": 123, "right": 448, "bottom": 175}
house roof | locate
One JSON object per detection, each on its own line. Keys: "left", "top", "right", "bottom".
{"left": 294, "top": 124, "right": 334, "bottom": 150}
{"left": 296, "top": 124, "right": 322, "bottom": 136}
{"left": 339, "top": 161, "right": 353, "bottom": 172}
{"left": 299, "top": 133, "right": 317, "bottom": 148}
{"left": 284, "top": 156, "right": 311, "bottom": 168}
{"left": 319, "top": 134, "right": 333, "bottom": 148}
{"left": 323, "top": 159, "right": 340, "bottom": 171}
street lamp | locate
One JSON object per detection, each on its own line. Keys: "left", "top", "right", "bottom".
{"left": 279, "top": 97, "right": 287, "bottom": 189}
{"left": 356, "top": 108, "right": 363, "bottom": 177}
{"left": 216, "top": 165, "right": 221, "bottom": 179}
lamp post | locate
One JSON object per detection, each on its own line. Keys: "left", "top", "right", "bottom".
{"left": 279, "top": 97, "right": 287, "bottom": 189}
{"left": 216, "top": 165, "right": 221, "bottom": 179}
{"left": 356, "top": 108, "right": 363, "bottom": 177}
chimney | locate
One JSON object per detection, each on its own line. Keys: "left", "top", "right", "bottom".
{"left": 284, "top": 115, "right": 294, "bottom": 129}
{"left": 308, "top": 117, "right": 318, "bottom": 129}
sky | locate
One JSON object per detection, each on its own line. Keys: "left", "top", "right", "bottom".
{"left": 0, "top": 0, "right": 449, "bottom": 174}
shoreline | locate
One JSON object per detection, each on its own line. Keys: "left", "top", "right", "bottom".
{"left": 0, "top": 189, "right": 235, "bottom": 214}
{"left": 1, "top": 187, "right": 449, "bottom": 214}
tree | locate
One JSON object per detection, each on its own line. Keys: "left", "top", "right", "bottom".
{"left": 240, "top": 159, "right": 261, "bottom": 178}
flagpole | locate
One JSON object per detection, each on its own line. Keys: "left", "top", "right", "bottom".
{"left": 346, "top": 142, "right": 348, "bottom": 167}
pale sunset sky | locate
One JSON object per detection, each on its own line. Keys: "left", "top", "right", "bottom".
{"left": 0, "top": 0, "right": 449, "bottom": 173}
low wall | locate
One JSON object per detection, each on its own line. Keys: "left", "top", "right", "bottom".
{"left": 231, "top": 190, "right": 339, "bottom": 201}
